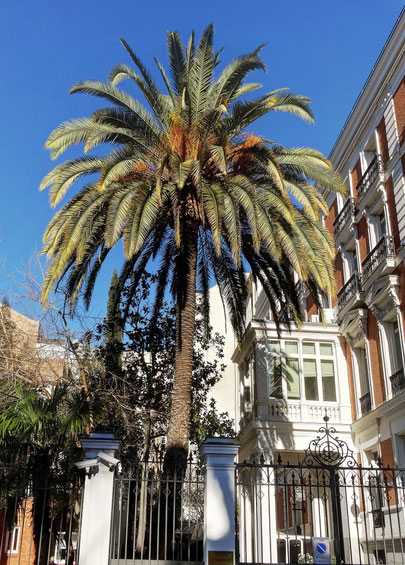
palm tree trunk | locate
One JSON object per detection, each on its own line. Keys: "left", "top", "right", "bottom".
{"left": 166, "top": 228, "right": 197, "bottom": 465}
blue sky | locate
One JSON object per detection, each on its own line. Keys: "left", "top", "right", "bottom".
{"left": 0, "top": 0, "right": 403, "bottom": 321}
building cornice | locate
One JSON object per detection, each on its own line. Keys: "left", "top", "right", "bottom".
{"left": 351, "top": 389, "right": 405, "bottom": 434}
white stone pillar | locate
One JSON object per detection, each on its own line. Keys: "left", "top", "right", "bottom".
{"left": 200, "top": 438, "right": 239, "bottom": 565}
{"left": 76, "top": 432, "right": 121, "bottom": 565}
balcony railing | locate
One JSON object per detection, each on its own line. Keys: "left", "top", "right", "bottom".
{"left": 360, "top": 391, "right": 372, "bottom": 416}
{"left": 362, "top": 235, "right": 395, "bottom": 281}
{"left": 337, "top": 272, "right": 363, "bottom": 312}
{"left": 333, "top": 198, "right": 356, "bottom": 237}
{"left": 390, "top": 368, "right": 405, "bottom": 397}
{"left": 264, "top": 398, "right": 342, "bottom": 423}
{"left": 356, "top": 155, "right": 384, "bottom": 202}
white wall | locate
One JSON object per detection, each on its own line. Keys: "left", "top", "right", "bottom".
{"left": 206, "top": 284, "right": 238, "bottom": 430}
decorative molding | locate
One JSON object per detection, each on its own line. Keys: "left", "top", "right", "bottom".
{"left": 364, "top": 275, "right": 399, "bottom": 321}
{"left": 376, "top": 183, "right": 387, "bottom": 202}
{"left": 340, "top": 308, "right": 368, "bottom": 346}
{"left": 350, "top": 225, "right": 359, "bottom": 238}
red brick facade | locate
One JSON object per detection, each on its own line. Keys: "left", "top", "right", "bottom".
{"left": 334, "top": 251, "right": 344, "bottom": 293}
{"left": 385, "top": 174, "right": 400, "bottom": 249}
{"left": 377, "top": 116, "right": 390, "bottom": 168}
{"left": 325, "top": 199, "right": 337, "bottom": 236}
{"left": 356, "top": 216, "right": 369, "bottom": 262}
{"left": 342, "top": 337, "right": 357, "bottom": 421}
{"left": 305, "top": 293, "right": 317, "bottom": 318}
{"left": 0, "top": 500, "right": 36, "bottom": 565}
{"left": 380, "top": 438, "right": 397, "bottom": 504}
{"left": 380, "top": 437, "right": 395, "bottom": 467}
{"left": 393, "top": 76, "right": 405, "bottom": 146}
{"left": 350, "top": 158, "right": 363, "bottom": 198}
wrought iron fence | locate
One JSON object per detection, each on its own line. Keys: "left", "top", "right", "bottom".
{"left": 109, "top": 455, "right": 204, "bottom": 565}
{"left": 362, "top": 235, "right": 395, "bottom": 282}
{"left": 0, "top": 468, "right": 83, "bottom": 565}
{"left": 235, "top": 417, "right": 405, "bottom": 565}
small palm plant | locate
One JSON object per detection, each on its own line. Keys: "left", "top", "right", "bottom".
{"left": 40, "top": 25, "right": 345, "bottom": 459}
{"left": 0, "top": 385, "right": 92, "bottom": 564}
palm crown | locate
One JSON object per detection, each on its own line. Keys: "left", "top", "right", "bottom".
{"left": 40, "top": 25, "right": 345, "bottom": 453}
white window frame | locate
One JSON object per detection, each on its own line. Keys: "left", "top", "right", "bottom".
{"left": 377, "top": 310, "right": 405, "bottom": 400}
{"left": 5, "top": 526, "right": 20, "bottom": 554}
{"left": 351, "top": 341, "right": 375, "bottom": 416}
{"left": 267, "top": 339, "right": 337, "bottom": 403}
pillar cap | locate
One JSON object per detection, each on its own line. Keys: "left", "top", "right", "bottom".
{"left": 200, "top": 437, "right": 240, "bottom": 459}
{"left": 80, "top": 432, "right": 121, "bottom": 459}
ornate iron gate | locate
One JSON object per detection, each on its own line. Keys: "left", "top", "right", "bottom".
{"left": 236, "top": 417, "right": 405, "bottom": 565}
{"left": 109, "top": 455, "right": 204, "bottom": 565}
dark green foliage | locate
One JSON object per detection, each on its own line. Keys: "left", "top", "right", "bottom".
{"left": 92, "top": 272, "right": 234, "bottom": 467}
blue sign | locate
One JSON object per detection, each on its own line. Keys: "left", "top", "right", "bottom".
{"left": 312, "top": 537, "right": 331, "bottom": 564}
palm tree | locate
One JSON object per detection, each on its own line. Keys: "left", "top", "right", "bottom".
{"left": 40, "top": 25, "right": 345, "bottom": 460}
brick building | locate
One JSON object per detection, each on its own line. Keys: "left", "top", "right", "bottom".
{"left": 0, "top": 304, "right": 74, "bottom": 391}
{"left": 225, "top": 11, "right": 405, "bottom": 564}
{"left": 228, "top": 5, "right": 405, "bottom": 472}
{"left": 326, "top": 8, "right": 405, "bottom": 469}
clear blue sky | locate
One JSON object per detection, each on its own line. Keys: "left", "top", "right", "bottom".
{"left": 0, "top": 0, "right": 403, "bottom": 321}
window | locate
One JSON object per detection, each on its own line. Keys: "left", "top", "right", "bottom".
{"left": 373, "top": 550, "right": 386, "bottom": 565}
{"left": 240, "top": 354, "right": 254, "bottom": 414}
{"left": 5, "top": 527, "right": 20, "bottom": 553}
{"left": 352, "top": 249, "right": 357, "bottom": 274}
{"left": 285, "top": 341, "right": 298, "bottom": 354}
{"left": 304, "top": 359, "right": 318, "bottom": 400}
{"left": 344, "top": 249, "right": 357, "bottom": 279}
{"left": 285, "top": 341, "right": 300, "bottom": 399}
{"left": 268, "top": 341, "right": 282, "bottom": 398}
{"left": 321, "top": 360, "right": 336, "bottom": 401}
{"left": 302, "top": 342, "right": 315, "bottom": 355}
{"left": 286, "top": 358, "right": 300, "bottom": 399}
{"left": 356, "top": 348, "right": 370, "bottom": 397}
{"left": 320, "top": 343, "right": 333, "bottom": 356}
{"left": 369, "top": 213, "right": 387, "bottom": 249}
{"left": 392, "top": 320, "right": 403, "bottom": 372}
{"left": 267, "top": 340, "right": 337, "bottom": 402}
{"left": 379, "top": 214, "right": 386, "bottom": 238}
